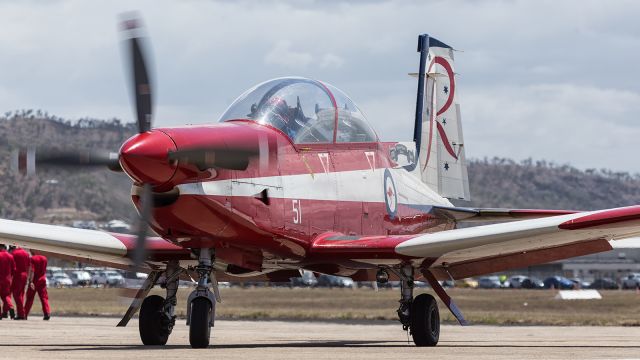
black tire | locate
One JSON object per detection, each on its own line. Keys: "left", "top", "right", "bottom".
{"left": 189, "top": 297, "right": 212, "bottom": 348}
{"left": 410, "top": 293, "right": 440, "bottom": 347}
{"left": 139, "top": 295, "right": 169, "bottom": 346}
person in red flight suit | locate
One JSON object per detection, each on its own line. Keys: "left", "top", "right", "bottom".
{"left": 24, "top": 252, "right": 50, "bottom": 320}
{"left": 10, "top": 247, "right": 30, "bottom": 320}
{"left": 0, "top": 244, "right": 16, "bottom": 319}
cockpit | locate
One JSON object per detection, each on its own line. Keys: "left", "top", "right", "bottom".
{"left": 219, "top": 77, "right": 378, "bottom": 144}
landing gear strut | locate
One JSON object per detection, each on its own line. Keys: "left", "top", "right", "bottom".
{"left": 394, "top": 265, "right": 440, "bottom": 347}
{"left": 187, "top": 248, "right": 218, "bottom": 348}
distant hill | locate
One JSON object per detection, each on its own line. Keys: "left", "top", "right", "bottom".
{"left": 1, "top": 113, "right": 639, "bottom": 225}
{"left": 464, "top": 158, "right": 640, "bottom": 211}
{"left": 0, "top": 111, "right": 137, "bottom": 223}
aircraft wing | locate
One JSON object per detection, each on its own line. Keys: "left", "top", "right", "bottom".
{"left": 0, "top": 218, "right": 190, "bottom": 270}
{"left": 311, "top": 205, "right": 640, "bottom": 280}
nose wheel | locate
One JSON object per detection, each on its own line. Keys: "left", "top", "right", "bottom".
{"left": 189, "top": 297, "right": 213, "bottom": 348}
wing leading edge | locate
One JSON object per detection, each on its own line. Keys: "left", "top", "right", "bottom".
{"left": 0, "top": 219, "right": 190, "bottom": 270}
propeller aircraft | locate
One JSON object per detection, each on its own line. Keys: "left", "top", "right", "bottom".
{"left": 3, "top": 15, "right": 640, "bottom": 348}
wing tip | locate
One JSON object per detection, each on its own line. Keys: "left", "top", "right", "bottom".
{"left": 559, "top": 206, "right": 640, "bottom": 230}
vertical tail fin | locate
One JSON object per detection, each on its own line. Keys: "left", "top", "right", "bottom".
{"left": 409, "top": 35, "right": 470, "bottom": 201}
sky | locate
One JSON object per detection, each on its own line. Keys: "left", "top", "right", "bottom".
{"left": 0, "top": 0, "right": 639, "bottom": 172}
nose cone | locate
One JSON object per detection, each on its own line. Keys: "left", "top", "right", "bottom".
{"left": 119, "top": 130, "right": 177, "bottom": 186}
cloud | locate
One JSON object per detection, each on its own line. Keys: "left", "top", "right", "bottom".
{"left": 320, "top": 53, "right": 344, "bottom": 69}
{"left": 264, "top": 42, "right": 344, "bottom": 70}
{"left": 264, "top": 41, "right": 313, "bottom": 68}
{"left": 0, "top": 0, "right": 637, "bottom": 171}
{"left": 463, "top": 83, "right": 640, "bottom": 171}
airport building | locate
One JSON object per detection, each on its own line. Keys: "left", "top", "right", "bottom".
{"left": 510, "top": 239, "right": 640, "bottom": 282}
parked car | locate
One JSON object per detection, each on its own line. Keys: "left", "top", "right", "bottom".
{"left": 440, "top": 280, "right": 455, "bottom": 288}
{"left": 68, "top": 270, "right": 92, "bottom": 286}
{"left": 123, "top": 271, "right": 148, "bottom": 288}
{"left": 455, "top": 278, "right": 478, "bottom": 288}
{"left": 91, "top": 270, "right": 125, "bottom": 286}
{"left": 290, "top": 270, "right": 317, "bottom": 287}
{"left": 316, "top": 275, "right": 354, "bottom": 288}
{"left": 49, "top": 273, "right": 73, "bottom": 288}
{"left": 543, "top": 276, "right": 575, "bottom": 289}
{"left": 508, "top": 275, "right": 529, "bottom": 288}
{"left": 622, "top": 273, "right": 640, "bottom": 289}
{"left": 477, "top": 276, "right": 503, "bottom": 289}
{"left": 589, "top": 278, "right": 619, "bottom": 290}
{"left": 520, "top": 277, "right": 545, "bottom": 289}
{"left": 46, "top": 266, "right": 63, "bottom": 278}
{"left": 570, "top": 278, "right": 591, "bottom": 289}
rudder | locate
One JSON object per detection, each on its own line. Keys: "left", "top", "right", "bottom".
{"left": 409, "top": 35, "right": 470, "bottom": 201}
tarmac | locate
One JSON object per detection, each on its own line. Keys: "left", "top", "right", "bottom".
{"left": 1, "top": 317, "right": 640, "bottom": 359}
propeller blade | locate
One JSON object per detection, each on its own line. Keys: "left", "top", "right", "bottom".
{"left": 120, "top": 14, "right": 153, "bottom": 134}
{"left": 35, "top": 148, "right": 122, "bottom": 171}
{"left": 132, "top": 183, "right": 153, "bottom": 267}
{"left": 10, "top": 148, "right": 35, "bottom": 175}
{"left": 167, "top": 147, "right": 259, "bottom": 171}
{"left": 10, "top": 148, "right": 122, "bottom": 173}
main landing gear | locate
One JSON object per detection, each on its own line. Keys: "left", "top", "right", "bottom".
{"left": 383, "top": 265, "right": 467, "bottom": 347}
{"left": 118, "top": 249, "right": 219, "bottom": 348}
{"left": 394, "top": 265, "right": 440, "bottom": 346}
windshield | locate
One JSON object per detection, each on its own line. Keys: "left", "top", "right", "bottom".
{"left": 219, "top": 77, "right": 377, "bottom": 144}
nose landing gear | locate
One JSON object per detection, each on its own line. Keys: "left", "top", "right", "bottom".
{"left": 186, "top": 248, "right": 218, "bottom": 348}
{"left": 119, "top": 250, "right": 220, "bottom": 348}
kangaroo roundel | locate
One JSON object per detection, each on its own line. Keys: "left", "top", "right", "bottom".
{"left": 384, "top": 169, "right": 398, "bottom": 219}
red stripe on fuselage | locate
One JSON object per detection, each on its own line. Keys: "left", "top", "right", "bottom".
{"left": 142, "top": 191, "right": 452, "bottom": 257}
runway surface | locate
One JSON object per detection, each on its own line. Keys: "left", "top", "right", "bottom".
{"left": 1, "top": 317, "right": 639, "bottom": 359}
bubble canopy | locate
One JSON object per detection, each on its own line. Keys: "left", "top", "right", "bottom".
{"left": 219, "top": 77, "right": 378, "bottom": 144}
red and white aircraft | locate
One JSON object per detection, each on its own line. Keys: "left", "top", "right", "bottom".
{"left": 3, "top": 18, "right": 640, "bottom": 348}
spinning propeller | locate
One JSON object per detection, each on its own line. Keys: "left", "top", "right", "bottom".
{"left": 9, "top": 14, "right": 156, "bottom": 268}
{"left": 120, "top": 14, "right": 154, "bottom": 268}
{"left": 9, "top": 14, "right": 261, "bottom": 269}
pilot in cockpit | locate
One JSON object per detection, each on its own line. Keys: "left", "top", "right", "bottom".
{"left": 250, "top": 96, "right": 309, "bottom": 139}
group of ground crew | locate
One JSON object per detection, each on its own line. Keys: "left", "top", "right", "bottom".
{"left": 0, "top": 244, "right": 50, "bottom": 320}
